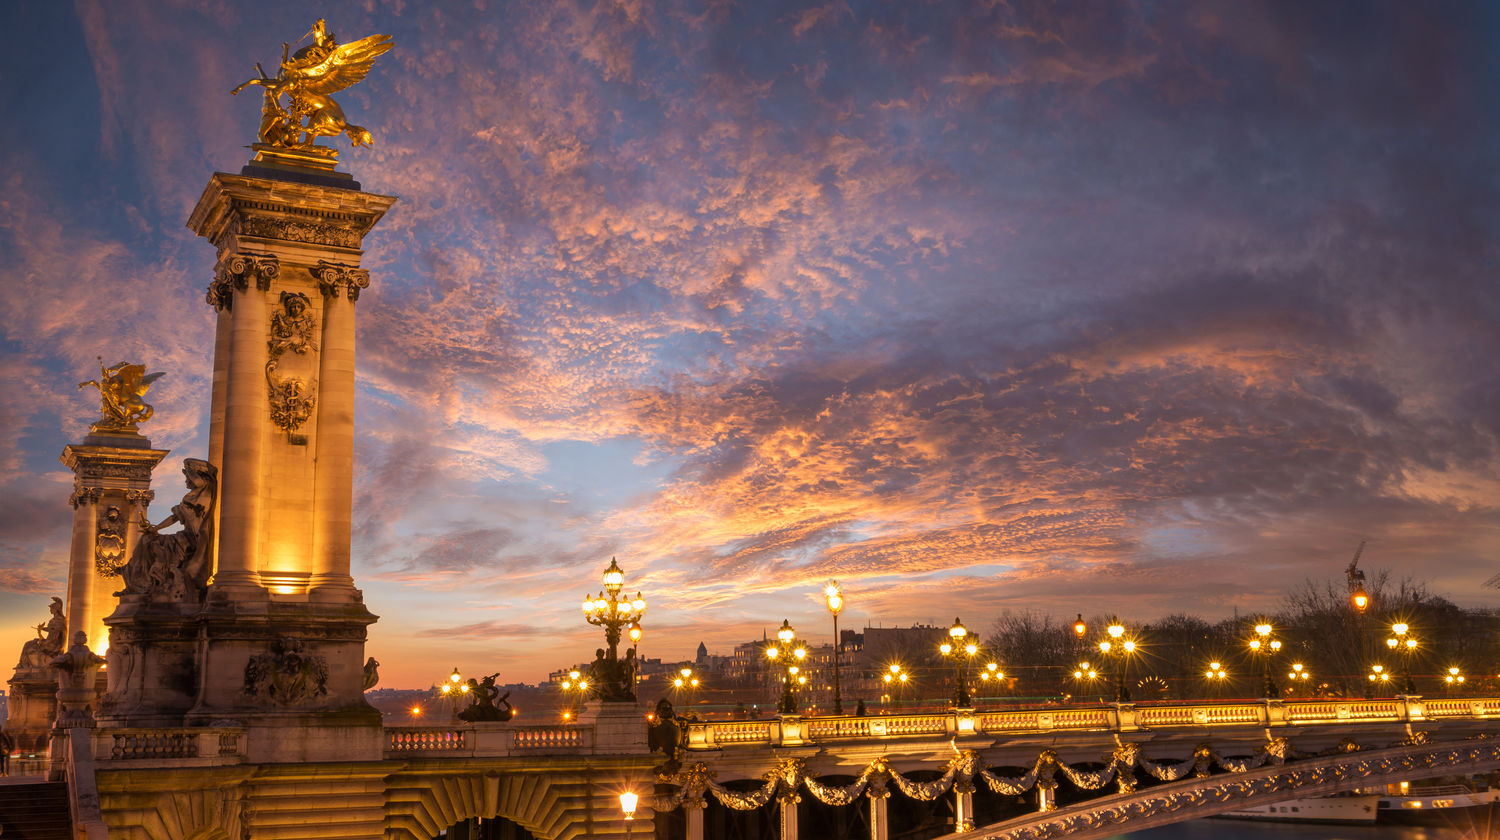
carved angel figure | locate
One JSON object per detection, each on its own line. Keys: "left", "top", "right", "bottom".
{"left": 231, "top": 19, "right": 393, "bottom": 152}
{"left": 78, "top": 357, "right": 164, "bottom": 431}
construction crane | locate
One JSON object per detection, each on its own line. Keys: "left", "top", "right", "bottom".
{"left": 1345, "top": 540, "right": 1367, "bottom": 594}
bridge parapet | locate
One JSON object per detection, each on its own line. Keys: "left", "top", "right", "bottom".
{"left": 383, "top": 723, "right": 595, "bottom": 759}
{"left": 90, "top": 726, "right": 245, "bottom": 768}
{"left": 683, "top": 696, "right": 1479, "bottom": 751}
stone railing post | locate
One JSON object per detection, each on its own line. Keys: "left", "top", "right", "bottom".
{"left": 954, "top": 777, "right": 975, "bottom": 832}
{"left": 866, "top": 774, "right": 890, "bottom": 840}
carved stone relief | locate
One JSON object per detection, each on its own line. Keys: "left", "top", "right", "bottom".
{"left": 94, "top": 505, "right": 127, "bottom": 576}
{"left": 243, "top": 637, "right": 329, "bottom": 705}
{"left": 266, "top": 290, "right": 318, "bottom": 435}
{"left": 234, "top": 216, "right": 362, "bottom": 249}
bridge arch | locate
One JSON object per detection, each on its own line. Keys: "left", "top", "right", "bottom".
{"left": 385, "top": 768, "right": 643, "bottom": 840}
{"left": 947, "top": 738, "right": 1500, "bottom": 840}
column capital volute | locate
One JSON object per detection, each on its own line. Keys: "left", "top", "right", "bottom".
{"left": 314, "top": 260, "right": 372, "bottom": 302}
{"left": 207, "top": 251, "right": 280, "bottom": 311}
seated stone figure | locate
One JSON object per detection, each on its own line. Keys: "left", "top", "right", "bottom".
{"left": 18, "top": 597, "right": 66, "bottom": 668}
{"left": 119, "top": 459, "right": 217, "bottom": 602}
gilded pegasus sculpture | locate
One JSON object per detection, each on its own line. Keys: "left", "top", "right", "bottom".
{"left": 232, "top": 19, "right": 393, "bottom": 154}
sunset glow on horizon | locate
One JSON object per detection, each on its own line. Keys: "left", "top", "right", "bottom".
{"left": 1, "top": 1, "right": 1496, "bottom": 688}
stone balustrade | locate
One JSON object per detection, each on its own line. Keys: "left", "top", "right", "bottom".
{"left": 91, "top": 727, "right": 245, "bottom": 766}
{"left": 383, "top": 723, "right": 595, "bottom": 758}
{"left": 680, "top": 695, "right": 1485, "bottom": 750}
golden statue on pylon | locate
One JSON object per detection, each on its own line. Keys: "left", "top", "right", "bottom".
{"left": 78, "top": 357, "right": 164, "bottom": 433}
{"left": 232, "top": 19, "right": 393, "bottom": 164}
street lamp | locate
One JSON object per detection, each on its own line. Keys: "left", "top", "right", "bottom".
{"left": 765, "top": 620, "right": 808, "bottom": 715}
{"left": 940, "top": 617, "right": 979, "bottom": 708}
{"left": 825, "top": 581, "right": 845, "bottom": 715}
{"left": 1287, "top": 663, "right": 1310, "bottom": 694}
{"left": 559, "top": 669, "right": 589, "bottom": 719}
{"left": 673, "top": 667, "right": 701, "bottom": 706}
{"left": 620, "top": 791, "right": 639, "bottom": 840}
{"left": 1386, "top": 623, "right": 1418, "bottom": 693}
{"left": 439, "top": 667, "right": 471, "bottom": 718}
{"left": 1248, "top": 622, "right": 1282, "bottom": 698}
{"left": 978, "top": 662, "right": 1004, "bottom": 693}
{"left": 1445, "top": 667, "right": 1465, "bottom": 695}
{"left": 581, "top": 557, "right": 646, "bottom": 701}
{"left": 1097, "top": 619, "right": 1136, "bottom": 702}
{"left": 1369, "top": 664, "right": 1391, "bottom": 692}
{"left": 1074, "top": 660, "right": 1100, "bottom": 694}
{"left": 882, "top": 664, "right": 908, "bottom": 710}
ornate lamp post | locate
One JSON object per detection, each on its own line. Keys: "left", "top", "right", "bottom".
{"left": 765, "top": 620, "right": 808, "bottom": 715}
{"left": 1287, "top": 662, "right": 1310, "bottom": 694}
{"left": 1073, "top": 660, "right": 1100, "bottom": 697}
{"left": 1369, "top": 664, "right": 1391, "bottom": 692}
{"left": 1248, "top": 622, "right": 1282, "bottom": 698}
{"left": 1098, "top": 619, "right": 1136, "bottom": 702}
{"left": 1445, "top": 667, "right": 1465, "bottom": 695}
{"left": 940, "top": 617, "right": 979, "bottom": 708}
{"left": 882, "top": 664, "right": 908, "bottom": 710}
{"left": 439, "top": 667, "right": 470, "bottom": 718}
{"left": 559, "top": 669, "right": 589, "bottom": 720}
{"left": 581, "top": 557, "right": 646, "bottom": 701}
{"left": 978, "top": 661, "right": 1004, "bottom": 696}
{"left": 1205, "top": 661, "right": 1228, "bottom": 696}
{"left": 825, "top": 581, "right": 845, "bottom": 715}
{"left": 1386, "top": 622, "right": 1418, "bottom": 693}
{"left": 673, "top": 667, "right": 700, "bottom": 707}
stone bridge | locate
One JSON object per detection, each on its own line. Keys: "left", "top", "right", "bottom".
{"left": 64, "top": 694, "right": 1500, "bottom": 840}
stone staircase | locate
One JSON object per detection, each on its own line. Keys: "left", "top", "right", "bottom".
{"left": 0, "top": 781, "right": 72, "bottom": 840}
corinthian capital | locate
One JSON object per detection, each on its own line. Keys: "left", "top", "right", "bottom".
{"left": 313, "top": 260, "right": 372, "bottom": 303}
{"left": 207, "top": 251, "right": 281, "bottom": 310}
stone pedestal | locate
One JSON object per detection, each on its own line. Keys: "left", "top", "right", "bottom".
{"left": 578, "top": 701, "right": 649, "bottom": 754}
{"left": 59, "top": 429, "right": 168, "bottom": 654}
{"left": 5, "top": 667, "right": 59, "bottom": 753}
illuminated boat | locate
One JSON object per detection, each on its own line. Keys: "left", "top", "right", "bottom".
{"left": 1376, "top": 782, "right": 1500, "bottom": 825}
{"left": 1218, "top": 793, "right": 1379, "bottom": 824}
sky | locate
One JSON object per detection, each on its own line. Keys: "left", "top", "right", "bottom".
{"left": 0, "top": 0, "right": 1497, "bottom": 689}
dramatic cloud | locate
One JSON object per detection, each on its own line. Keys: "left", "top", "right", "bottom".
{"left": 0, "top": 0, "right": 1495, "bottom": 685}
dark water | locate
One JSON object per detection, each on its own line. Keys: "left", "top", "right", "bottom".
{"left": 1108, "top": 816, "right": 1495, "bottom": 840}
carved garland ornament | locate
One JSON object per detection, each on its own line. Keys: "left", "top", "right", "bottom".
{"left": 206, "top": 252, "right": 280, "bottom": 311}
{"left": 235, "top": 216, "right": 362, "bottom": 249}
{"left": 651, "top": 733, "right": 1498, "bottom": 824}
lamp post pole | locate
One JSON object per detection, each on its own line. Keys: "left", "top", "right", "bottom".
{"left": 826, "top": 582, "right": 845, "bottom": 715}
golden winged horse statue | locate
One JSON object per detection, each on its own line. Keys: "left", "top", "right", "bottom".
{"left": 232, "top": 19, "right": 393, "bottom": 152}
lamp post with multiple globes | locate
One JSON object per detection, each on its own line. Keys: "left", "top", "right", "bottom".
{"left": 1097, "top": 619, "right": 1136, "bottom": 703}
{"left": 825, "top": 581, "right": 845, "bottom": 715}
{"left": 940, "top": 617, "right": 979, "bottom": 708}
{"left": 581, "top": 557, "right": 646, "bottom": 701}
{"left": 882, "top": 664, "right": 908, "bottom": 710}
{"left": 1386, "top": 623, "right": 1418, "bottom": 694}
{"left": 1248, "top": 622, "right": 1282, "bottom": 699}
{"left": 765, "top": 620, "right": 808, "bottom": 715}
{"left": 439, "top": 667, "right": 470, "bottom": 718}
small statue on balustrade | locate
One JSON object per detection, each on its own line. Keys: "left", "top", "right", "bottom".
{"left": 457, "top": 673, "right": 513, "bottom": 722}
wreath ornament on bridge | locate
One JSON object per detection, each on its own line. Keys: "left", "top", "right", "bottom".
{"left": 650, "top": 729, "right": 1492, "bottom": 828}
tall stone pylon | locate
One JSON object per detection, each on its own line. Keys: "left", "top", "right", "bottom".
{"left": 99, "top": 161, "right": 395, "bottom": 763}
{"left": 59, "top": 409, "right": 168, "bottom": 655}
